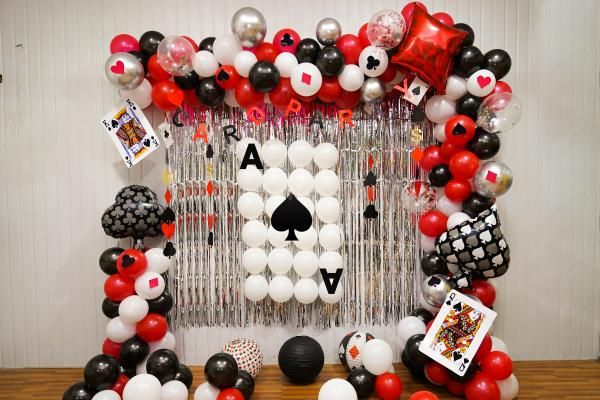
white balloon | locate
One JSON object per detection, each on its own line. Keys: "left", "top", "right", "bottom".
{"left": 313, "top": 143, "right": 339, "bottom": 169}
{"left": 264, "top": 195, "right": 285, "bottom": 217}
{"left": 236, "top": 137, "right": 261, "bottom": 160}
{"left": 261, "top": 139, "right": 287, "bottom": 167}
{"left": 288, "top": 168, "right": 314, "bottom": 196}
{"left": 318, "top": 251, "right": 343, "bottom": 272}
{"left": 319, "top": 224, "right": 343, "bottom": 251}
{"left": 135, "top": 271, "right": 165, "bottom": 300}
{"left": 447, "top": 212, "right": 471, "bottom": 229}
{"left": 262, "top": 167, "right": 288, "bottom": 195}
{"left": 224, "top": 89, "right": 240, "bottom": 108}
{"left": 287, "top": 140, "right": 313, "bottom": 167}
{"left": 433, "top": 123, "right": 447, "bottom": 142}
{"left": 234, "top": 50, "right": 258, "bottom": 77}
{"left": 106, "top": 317, "right": 136, "bottom": 343}
{"left": 315, "top": 197, "right": 340, "bottom": 223}
{"left": 491, "top": 336, "right": 510, "bottom": 354}
{"left": 119, "top": 295, "right": 149, "bottom": 324}
{"left": 425, "top": 95, "right": 457, "bottom": 124}
{"left": 437, "top": 195, "right": 463, "bottom": 216}
{"left": 290, "top": 63, "right": 322, "bottom": 96}
{"left": 298, "top": 197, "right": 315, "bottom": 216}
{"left": 148, "top": 331, "right": 176, "bottom": 353}
{"left": 421, "top": 234, "right": 436, "bottom": 252}
{"left": 318, "top": 378, "right": 358, "bottom": 400}
{"left": 338, "top": 65, "right": 365, "bottom": 92}
{"left": 293, "top": 251, "right": 319, "bottom": 277}
{"left": 194, "top": 382, "right": 220, "bottom": 400}
{"left": 120, "top": 79, "right": 152, "bottom": 109}
{"left": 445, "top": 75, "right": 468, "bottom": 100}
{"left": 274, "top": 52, "right": 298, "bottom": 78}
{"left": 92, "top": 390, "right": 120, "bottom": 400}
{"left": 242, "top": 248, "right": 268, "bottom": 274}
{"left": 242, "top": 220, "right": 267, "bottom": 247}
{"left": 161, "top": 380, "right": 188, "bottom": 400}
{"left": 419, "top": 292, "right": 440, "bottom": 314}
{"left": 268, "top": 248, "right": 293, "bottom": 275}
{"left": 213, "top": 34, "right": 243, "bottom": 65}
{"left": 193, "top": 51, "right": 219, "bottom": 77}
{"left": 123, "top": 374, "right": 161, "bottom": 400}
{"left": 358, "top": 46, "right": 388, "bottom": 78}
{"left": 267, "top": 225, "right": 289, "bottom": 248}
{"left": 362, "top": 339, "right": 393, "bottom": 375}
{"left": 269, "top": 276, "right": 294, "bottom": 303}
{"left": 318, "top": 280, "right": 343, "bottom": 304}
{"left": 294, "top": 278, "right": 319, "bottom": 304}
{"left": 397, "top": 316, "right": 426, "bottom": 347}
{"left": 237, "top": 166, "right": 262, "bottom": 192}
{"left": 245, "top": 275, "right": 269, "bottom": 301}
{"left": 497, "top": 374, "right": 519, "bottom": 400}
{"left": 237, "top": 192, "right": 264, "bottom": 219}
{"left": 295, "top": 226, "right": 318, "bottom": 250}
{"left": 314, "top": 169, "right": 340, "bottom": 196}
{"left": 145, "top": 247, "right": 175, "bottom": 274}
{"left": 467, "top": 69, "right": 496, "bottom": 97}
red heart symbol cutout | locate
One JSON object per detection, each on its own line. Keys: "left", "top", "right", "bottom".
{"left": 167, "top": 91, "right": 184, "bottom": 107}
{"left": 162, "top": 222, "right": 175, "bottom": 239}
{"left": 110, "top": 60, "right": 125, "bottom": 75}
{"left": 477, "top": 75, "right": 492, "bottom": 88}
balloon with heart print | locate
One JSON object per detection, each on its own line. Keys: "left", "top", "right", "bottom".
{"left": 467, "top": 69, "right": 496, "bottom": 97}
{"left": 358, "top": 46, "right": 388, "bottom": 77}
{"left": 105, "top": 52, "right": 145, "bottom": 90}
{"left": 473, "top": 161, "right": 513, "bottom": 198}
{"left": 477, "top": 92, "right": 523, "bottom": 133}
{"left": 445, "top": 115, "right": 476, "bottom": 145}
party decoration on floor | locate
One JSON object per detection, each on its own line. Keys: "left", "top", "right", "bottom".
{"left": 278, "top": 336, "right": 324, "bottom": 384}
{"left": 318, "top": 378, "right": 358, "bottom": 400}
{"left": 338, "top": 331, "right": 375, "bottom": 371}
{"left": 223, "top": 339, "right": 264, "bottom": 379}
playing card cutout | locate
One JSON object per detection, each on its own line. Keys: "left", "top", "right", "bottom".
{"left": 403, "top": 76, "right": 430, "bottom": 106}
{"left": 271, "top": 194, "right": 313, "bottom": 241}
{"left": 163, "top": 242, "right": 176, "bottom": 257}
{"left": 363, "top": 204, "right": 378, "bottom": 219}
{"left": 363, "top": 171, "right": 377, "bottom": 186}
{"left": 161, "top": 207, "right": 176, "bottom": 223}
{"left": 319, "top": 268, "right": 343, "bottom": 294}
{"left": 162, "top": 222, "right": 175, "bottom": 239}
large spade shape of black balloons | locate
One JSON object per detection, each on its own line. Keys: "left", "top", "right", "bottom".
{"left": 234, "top": 370, "right": 255, "bottom": 400}
{"left": 483, "top": 49, "right": 512, "bottom": 80}
{"left": 98, "top": 247, "right": 124, "bottom": 275}
{"left": 468, "top": 129, "right": 501, "bottom": 160}
{"left": 62, "top": 382, "right": 96, "bottom": 400}
{"left": 453, "top": 45, "right": 483, "bottom": 78}
{"left": 83, "top": 354, "right": 120, "bottom": 391}
{"left": 315, "top": 46, "right": 345, "bottom": 77}
{"left": 205, "top": 352, "right": 239, "bottom": 389}
{"left": 139, "top": 30, "right": 164, "bottom": 56}
{"left": 174, "top": 71, "right": 201, "bottom": 90}
{"left": 295, "top": 38, "right": 321, "bottom": 63}
{"left": 147, "top": 349, "right": 180, "bottom": 384}
{"left": 420, "top": 251, "right": 449, "bottom": 276}
{"left": 120, "top": 336, "right": 150, "bottom": 367}
{"left": 196, "top": 77, "right": 225, "bottom": 107}
{"left": 346, "top": 368, "right": 375, "bottom": 399}
{"left": 174, "top": 364, "right": 194, "bottom": 389}
{"left": 249, "top": 61, "right": 280, "bottom": 93}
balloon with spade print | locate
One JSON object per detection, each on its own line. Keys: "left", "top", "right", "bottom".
{"left": 358, "top": 46, "right": 388, "bottom": 77}
{"left": 271, "top": 194, "right": 313, "bottom": 241}
{"left": 421, "top": 274, "right": 453, "bottom": 307}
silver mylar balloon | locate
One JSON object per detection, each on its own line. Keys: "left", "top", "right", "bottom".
{"left": 231, "top": 7, "right": 267, "bottom": 48}
{"left": 316, "top": 18, "right": 342, "bottom": 46}
{"left": 104, "top": 52, "right": 145, "bottom": 90}
{"left": 361, "top": 78, "right": 386, "bottom": 103}
{"left": 422, "top": 274, "right": 453, "bottom": 307}
{"left": 473, "top": 161, "right": 513, "bottom": 198}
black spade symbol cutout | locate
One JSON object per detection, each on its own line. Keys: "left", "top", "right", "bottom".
{"left": 111, "top": 119, "right": 119, "bottom": 129}
{"left": 411, "top": 108, "right": 425, "bottom": 122}
{"left": 363, "top": 204, "right": 378, "bottom": 219}
{"left": 428, "top": 276, "right": 441, "bottom": 286}
{"left": 217, "top": 69, "right": 229, "bottom": 81}
{"left": 452, "top": 123, "right": 467, "bottom": 135}
{"left": 412, "top": 86, "right": 421, "bottom": 96}
{"left": 463, "top": 358, "right": 470, "bottom": 364}
{"left": 280, "top": 33, "right": 293, "bottom": 46}
{"left": 453, "top": 302, "right": 463, "bottom": 312}
{"left": 206, "top": 144, "right": 214, "bottom": 158}
{"left": 207, "top": 232, "right": 214, "bottom": 246}
{"left": 453, "top": 351, "right": 463, "bottom": 361}
{"left": 271, "top": 194, "right": 312, "bottom": 241}
{"left": 366, "top": 56, "right": 380, "bottom": 70}
{"left": 162, "top": 207, "right": 176, "bottom": 223}
{"left": 143, "top": 138, "right": 151, "bottom": 147}
{"left": 163, "top": 241, "right": 176, "bottom": 257}
{"left": 121, "top": 255, "right": 135, "bottom": 267}
{"left": 446, "top": 299, "right": 452, "bottom": 305}
{"left": 363, "top": 171, "right": 377, "bottom": 186}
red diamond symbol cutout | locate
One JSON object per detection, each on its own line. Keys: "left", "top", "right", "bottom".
{"left": 301, "top": 72, "right": 312, "bottom": 85}
{"left": 149, "top": 277, "right": 159, "bottom": 289}
{"left": 486, "top": 171, "right": 498, "bottom": 183}
{"left": 348, "top": 345, "right": 360, "bottom": 359}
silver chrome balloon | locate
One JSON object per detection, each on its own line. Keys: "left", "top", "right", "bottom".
{"left": 104, "top": 52, "right": 145, "bottom": 90}
{"left": 315, "top": 18, "right": 342, "bottom": 46}
{"left": 231, "top": 7, "right": 267, "bottom": 48}
{"left": 473, "top": 161, "right": 513, "bottom": 198}
{"left": 361, "top": 78, "right": 386, "bottom": 103}
{"left": 422, "top": 274, "right": 453, "bottom": 307}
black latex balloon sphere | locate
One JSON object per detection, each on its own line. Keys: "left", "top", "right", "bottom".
{"left": 401, "top": 350, "right": 426, "bottom": 381}
{"left": 420, "top": 252, "right": 449, "bottom": 276}
{"left": 120, "top": 364, "right": 137, "bottom": 378}
{"left": 410, "top": 308, "right": 434, "bottom": 325}
{"left": 278, "top": 336, "right": 324, "bottom": 384}
{"left": 199, "top": 37, "right": 216, "bottom": 52}
{"left": 83, "top": 354, "right": 120, "bottom": 391}
{"left": 346, "top": 368, "right": 375, "bottom": 399}
{"left": 462, "top": 193, "right": 495, "bottom": 218}
{"left": 456, "top": 93, "right": 483, "bottom": 121}
{"left": 234, "top": 370, "right": 255, "bottom": 399}
{"left": 295, "top": 38, "right": 321, "bottom": 63}
{"left": 249, "top": 61, "right": 280, "bottom": 93}
{"left": 195, "top": 77, "right": 225, "bottom": 107}
{"left": 453, "top": 23, "right": 475, "bottom": 46}
{"left": 205, "top": 352, "right": 239, "bottom": 389}
{"left": 62, "top": 382, "right": 95, "bottom": 400}
{"left": 119, "top": 336, "right": 150, "bottom": 367}
{"left": 174, "top": 364, "right": 194, "bottom": 389}
{"left": 483, "top": 49, "right": 512, "bottom": 80}
{"left": 147, "top": 291, "right": 173, "bottom": 315}
{"left": 468, "top": 129, "right": 500, "bottom": 160}
{"left": 428, "top": 164, "right": 453, "bottom": 187}
{"left": 128, "top": 51, "right": 149, "bottom": 73}
{"left": 453, "top": 45, "right": 483, "bottom": 78}
{"left": 101, "top": 297, "right": 120, "bottom": 319}
{"left": 404, "top": 334, "right": 430, "bottom": 368}
{"left": 315, "top": 46, "right": 345, "bottom": 77}
{"left": 147, "top": 349, "right": 180, "bottom": 384}
{"left": 98, "top": 247, "right": 123, "bottom": 275}
{"left": 139, "top": 31, "right": 164, "bottom": 56}
{"left": 174, "top": 71, "right": 201, "bottom": 90}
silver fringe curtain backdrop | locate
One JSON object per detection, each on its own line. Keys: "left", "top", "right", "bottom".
{"left": 167, "top": 99, "right": 433, "bottom": 328}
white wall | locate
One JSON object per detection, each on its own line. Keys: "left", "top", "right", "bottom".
{"left": 0, "top": 0, "right": 599, "bottom": 367}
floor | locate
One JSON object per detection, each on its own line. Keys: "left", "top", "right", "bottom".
{"left": 1, "top": 361, "right": 599, "bottom": 399}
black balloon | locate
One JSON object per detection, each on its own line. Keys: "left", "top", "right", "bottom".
{"left": 120, "top": 364, "right": 137, "bottom": 378}
{"left": 205, "top": 352, "right": 239, "bottom": 389}
{"left": 147, "top": 349, "right": 180, "bottom": 384}
{"left": 453, "top": 45, "right": 483, "bottom": 78}
{"left": 453, "top": 23, "right": 475, "bottom": 46}
{"left": 420, "top": 251, "right": 449, "bottom": 276}
{"left": 147, "top": 291, "right": 173, "bottom": 315}
{"left": 174, "top": 71, "right": 201, "bottom": 90}
{"left": 449, "top": 362, "right": 477, "bottom": 383}
{"left": 401, "top": 350, "right": 426, "bottom": 381}
{"left": 199, "top": 37, "right": 216, "bottom": 53}
{"left": 98, "top": 247, "right": 124, "bottom": 275}
{"left": 62, "top": 382, "right": 95, "bottom": 400}
{"left": 404, "top": 334, "right": 430, "bottom": 368}
{"left": 410, "top": 308, "right": 434, "bottom": 325}
{"left": 468, "top": 129, "right": 500, "bottom": 160}
{"left": 278, "top": 336, "right": 324, "bottom": 384}
{"left": 428, "top": 164, "right": 452, "bottom": 187}
{"left": 83, "top": 354, "right": 120, "bottom": 391}
{"left": 295, "top": 38, "right": 321, "bottom": 63}
{"left": 315, "top": 46, "right": 345, "bottom": 77}
{"left": 139, "top": 31, "right": 165, "bottom": 56}
{"left": 102, "top": 297, "right": 120, "bottom": 319}
{"left": 483, "top": 49, "right": 512, "bottom": 80}
{"left": 120, "top": 336, "right": 150, "bottom": 367}
{"left": 234, "top": 370, "right": 255, "bottom": 400}
{"left": 129, "top": 50, "right": 149, "bottom": 73}
{"left": 195, "top": 77, "right": 225, "bottom": 107}
{"left": 346, "top": 368, "right": 375, "bottom": 399}
{"left": 462, "top": 193, "right": 495, "bottom": 218}
{"left": 249, "top": 61, "right": 280, "bottom": 93}
{"left": 174, "top": 363, "right": 194, "bottom": 389}
{"left": 456, "top": 93, "right": 483, "bottom": 121}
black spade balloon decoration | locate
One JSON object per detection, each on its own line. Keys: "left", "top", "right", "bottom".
{"left": 271, "top": 194, "right": 313, "bottom": 241}
{"left": 205, "top": 352, "right": 239, "bottom": 389}
{"left": 278, "top": 336, "right": 324, "bottom": 384}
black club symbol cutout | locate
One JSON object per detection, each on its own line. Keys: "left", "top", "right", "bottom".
{"left": 280, "top": 33, "right": 294, "bottom": 47}
{"left": 366, "top": 56, "right": 380, "bottom": 70}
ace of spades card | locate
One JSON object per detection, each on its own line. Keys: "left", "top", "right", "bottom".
{"left": 419, "top": 290, "right": 496, "bottom": 376}
{"left": 100, "top": 98, "right": 160, "bottom": 167}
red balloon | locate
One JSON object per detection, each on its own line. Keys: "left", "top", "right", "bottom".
{"left": 462, "top": 279, "right": 496, "bottom": 307}
{"left": 420, "top": 146, "right": 446, "bottom": 171}
{"left": 117, "top": 249, "right": 147, "bottom": 280}
{"left": 426, "top": 320, "right": 434, "bottom": 332}
{"left": 489, "top": 81, "right": 513, "bottom": 96}
{"left": 445, "top": 115, "right": 476, "bottom": 145}
{"left": 102, "top": 338, "right": 121, "bottom": 359}
{"left": 183, "top": 89, "right": 202, "bottom": 108}
{"left": 110, "top": 34, "right": 140, "bottom": 54}
{"left": 336, "top": 34, "right": 364, "bottom": 65}
{"left": 269, "top": 78, "right": 294, "bottom": 108}
{"left": 152, "top": 81, "right": 183, "bottom": 112}
{"left": 401, "top": 2, "right": 428, "bottom": 27}
{"left": 424, "top": 362, "right": 450, "bottom": 385}
{"left": 375, "top": 373, "right": 403, "bottom": 400}
{"left": 392, "top": 7, "right": 467, "bottom": 92}
{"left": 235, "top": 78, "right": 264, "bottom": 108}
{"left": 335, "top": 89, "right": 361, "bottom": 109}
{"left": 111, "top": 373, "right": 129, "bottom": 396}
{"left": 182, "top": 36, "right": 199, "bottom": 52}
{"left": 318, "top": 77, "right": 342, "bottom": 103}
{"left": 273, "top": 29, "right": 301, "bottom": 54}
{"left": 440, "top": 141, "right": 466, "bottom": 160}
{"left": 446, "top": 379, "right": 465, "bottom": 396}
{"left": 449, "top": 151, "right": 480, "bottom": 180}
{"left": 104, "top": 274, "right": 135, "bottom": 302}
{"left": 419, "top": 210, "right": 448, "bottom": 237}
{"left": 136, "top": 313, "right": 168, "bottom": 342}
{"left": 480, "top": 351, "right": 513, "bottom": 380}
{"left": 298, "top": 93, "right": 318, "bottom": 103}
{"left": 432, "top": 12, "right": 454, "bottom": 26}
{"left": 217, "top": 388, "right": 245, "bottom": 400}
{"left": 465, "top": 371, "right": 501, "bottom": 400}
{"left": 445, "top": 179, "right": 472, "bottom": 202}
{"left": 357, "top": 23, "right": 371, "bottom": 47}
{"left": 147, "top": 54, "right": 172, "bottom": 81}
{"left": 380, "top": 64, "right": 398, "bottom": 83}
{"left": 474, "top": 334, "right": 493, "bottom": 363}
{"left": 215, "top": 65, "right": 241, "bottom": 90}
{"left": 255, "top": 42, "right": 279, "bottom": 63}
{"left": 409, "top": 391, "right": 439, "bottom": 400}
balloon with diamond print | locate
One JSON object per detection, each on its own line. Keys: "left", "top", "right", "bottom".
{"left": 338, "top": 331, "right": 376, "bottom": 371}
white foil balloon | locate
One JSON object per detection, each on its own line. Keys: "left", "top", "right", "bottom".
{"left": 268, "top": 276, "right": 294, "bottom": 303}
{"left": 262, "top": 167, "right": 287, "bottom": 195}
{"left": 193, "top": 51, "right": 219, "bottom": 77}
{"left": 135, "top": 271, "right": 165, "bottom": 300}
{"left": 294, "top": 278, "right": 319, "bottom": 304}
{"left": 318, "top": 280, "right": 343, "bottom": 304}
{"left": 234, "top": 51, "right": 258, "bottom": 78}
{"left": 274, "top": 52, "right": 298, "bottom": 78}
{"left": 120, "top": 79, "right": 152, "bottom": 109}
{"left": 293, "top": 251, "right": 319, "bottom": 277}
{"left": 338, "top": 65, "right": 365, "bottom": 92}
{"left": 361, "top": 339, "right": 393, "bottom": 375}
{"left": 241, "top": 220, "right": 267, "bottom": 246}
{"left": 313, "top": 143, "right": 339, "bottom": 169}
{"left": 194, "top": 382, "right": 220, "bottom": 400}
{"left": 287, "top": 140, "right": 313, "bottom": 167}
{"left": 245, "top": 275, "right": 269, "bottom": 301}
{"left": 315, "top": 197, "right": 340, "bottom": 223}
{"left": 119, "top": 295, "right": 149, "bottom": 324}
{"left": 445, "top": 75, "right": 468, "bottom": 100}
{"left": 123, "top": 374, "right": 161, "bottom": 400}
{"left": 161, "top": 380, "right": 188, "bottom": 400}
{"left": 314, "top": 169, "right": 340, "bottom": 196}
{"left": 318, "top": 378, "right": 358, "bottom": 400}
{"left": 261, "top": 138, "right": 287, "bottom": 167}
{"left": 288, "top": 168, "right": 314, "bottom": 196}
{"left": 237, "top": 166, "right": 262, "bottom": 192}
{"left": 242, "top": 248, "right": 268, "bottom": 274}
{"left": 237, "top": 192, "right": 264, "bottom": 219}
{"left": 145, "top": 247, "right": 174, "bottom": 274}
{"left": 267, "top": 248, "right": 293, "bottom": 275}
{"left": 212, "top": 34, "right": 243, "bottom": 65}
{"left": 425, "top": 95, "right": 457, "bottom": 124}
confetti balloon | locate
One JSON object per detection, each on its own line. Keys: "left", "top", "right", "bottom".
{"left": 156, "top": 35, "right": 195, "bottom": 76}
{"left": 367, "top": 10, "right": 406, "bottom": 50}
{"left": 231, "top": 7, "right": 267, "bottom": 48}
{"left": 477, "top": 92, "right": 523, "bottom": 133}
{"left": 401, "top": 181, "right": 437, "bottom": 213}
{"left": 473, "top": 161, "right": 513, "bottom": 198}
{"left": 105, "top": 52, "right": 145, "bottom": 90}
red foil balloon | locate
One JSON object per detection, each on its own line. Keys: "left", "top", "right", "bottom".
{"left": 273, "top": 29, "right": 301, "bottom": 53}
{"left": 255, "top": 42, "right": 279, "bottom": 63}
{"left": 419, "top": 210, "right": 448, "bottom": 237}
{"left": 136, "top": 313, "right": 168, "bottom": 342}
{"left": 392, "top": 7, "right": 468, "bottom": 92}
{"left": 480, "top": 351, "right": 513, "bottom": 380}
{"left": 401, "top": 2, "right": 428, "bottom": 27}
{"left": 317, "top": 77, "right": 342, "bottom": 103}
{"left": 465, "top": 371, "right": 501, "bottom": 400}
{"left": 375, "top": 373, "right": 403, "bottom": 400}
{"left": 215, "top": 65, "right": 241, "bottom": 90}
{"left": 336, "top": 34, "right": 364, "bottom": 65}
{"left": 445, "top": 115, "right": 476, "bottom": 145}
{"left": 449, "top": 151, "right": 480, "bottom": 179}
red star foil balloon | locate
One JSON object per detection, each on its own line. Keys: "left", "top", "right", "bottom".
{"left": 391, "top": 7, "right": 467, "bottom": 93}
